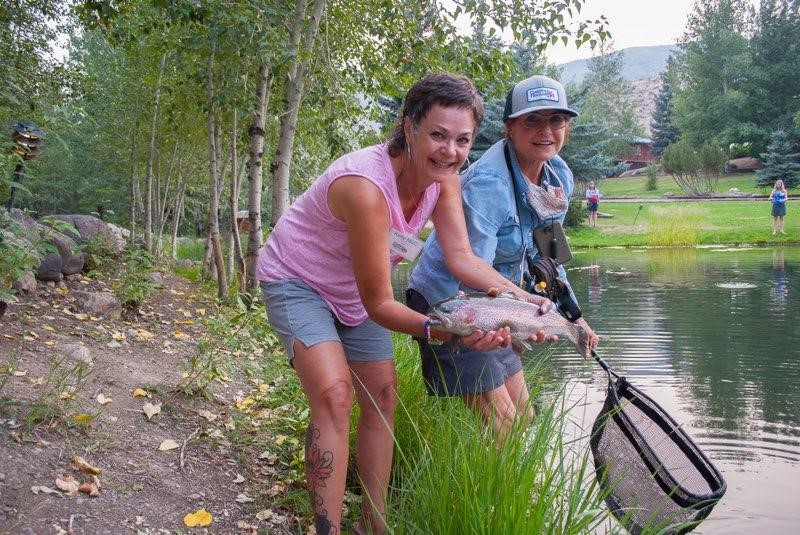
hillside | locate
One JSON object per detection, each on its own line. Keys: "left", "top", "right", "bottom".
{"left": 557, "top": 44, "right": 673, "bottom": 137}
{"left": 557, "top": 44, "right": 678, "bottom": 84}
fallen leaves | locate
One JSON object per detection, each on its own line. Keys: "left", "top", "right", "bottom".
{"left": 73, "top": 456, "right": 101, "bottom": 476}
{"left": 142, "top": 402, "right": 161, "bottom": 420}
{"left": 198, "top": 409, "right": 217, "bottom": 422}
{"left": 183, "top": 508, "right": 213, "bottom": 527}
{"left": 132, "top": 388, "right": 151, "bottom": 398}
{"left": 73, "top": 414, "right": 94, "bottom": 426}
{"left": 158, "top": 439, "right": 180, "bottom": 451}
{"left": 235, "top": 492, "right": 254, "bottom": 503}
{"left": 31, "top": 485, "right": 60, "bottom": 495}
{"left": 55, "top": 474, "right": 79, "bottom": 496}
{"left": 95, "top": 393, "right": 113, "bottom": 405}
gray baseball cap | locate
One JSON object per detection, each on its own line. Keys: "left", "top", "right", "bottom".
{"left": 502, "top": 74, "right": 578, "bottom": 120}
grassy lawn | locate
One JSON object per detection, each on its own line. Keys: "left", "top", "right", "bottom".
{"left": 597, "top": 172, "right": 773, "bottom": 198}
{"left": 569, "top": 200, "right": 797, "bottom": 247}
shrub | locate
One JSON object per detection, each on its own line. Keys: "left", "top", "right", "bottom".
{"left": 112, "top": 247, "right": 157, "bottom": 314}
{"left": 563, "top": 196, "right": 584, "bottom": 228}
{"left": 645, "top": 164, "right": 659, "bottom": 191}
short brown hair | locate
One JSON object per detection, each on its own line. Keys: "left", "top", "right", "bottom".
{"left": 386, "top": 73, "right": 484, "bottom": 157}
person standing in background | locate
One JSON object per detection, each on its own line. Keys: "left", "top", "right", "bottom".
{"left": 585, "top": 180, "right": 602, "bottom": 228}
{"left": 769, "top": 179, "right": 788, "bottom": 235}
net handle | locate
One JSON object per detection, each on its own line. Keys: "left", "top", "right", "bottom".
{"left": 591, "top": 349, "right": 620, "bottom": 380}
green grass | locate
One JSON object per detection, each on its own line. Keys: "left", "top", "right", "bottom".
{"left": 569, "top": 200, "right": 797, "bottom": 248}
{"left": 597, "top": 172, "right": 772, "bottom": 198}
{"left": 385, "top": 336, "right": 609, "bottom": 534}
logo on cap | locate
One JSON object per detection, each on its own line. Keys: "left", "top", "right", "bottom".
{"left": 527, "top": 87, "right": 559, "bottom": 103}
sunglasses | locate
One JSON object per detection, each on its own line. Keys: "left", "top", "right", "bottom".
{"left": 521, "top": 113, "right": 570, "bottom": 130}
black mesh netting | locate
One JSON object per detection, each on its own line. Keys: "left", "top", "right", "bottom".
{"left": 590, "top": 376, "right": 726, "bottom": 534}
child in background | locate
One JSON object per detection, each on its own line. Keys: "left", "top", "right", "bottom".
{"left": 585, "top": 180, "right": 602, "bottom": 228}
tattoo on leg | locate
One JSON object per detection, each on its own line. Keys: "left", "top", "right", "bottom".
{"left": 306, "top": 423, "right": 338, "bottom": 534}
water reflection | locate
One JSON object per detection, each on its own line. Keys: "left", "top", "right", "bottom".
{"left": 393, "top": 246, "right": 800, "bottom": 533}
{"left": 550, "top": 246, "right": 800, "bottom": 534}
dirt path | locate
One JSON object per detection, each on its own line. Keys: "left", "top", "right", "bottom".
{"left": 0, "top": 272, "right": 298, "bottom": 534}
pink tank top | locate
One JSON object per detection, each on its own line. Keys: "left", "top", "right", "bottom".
{"left": 257, "top": 144, "right": 440, "bottom": 325}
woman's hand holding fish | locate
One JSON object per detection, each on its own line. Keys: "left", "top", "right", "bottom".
{"left": 459, "top": 326, "right": 513, "bottom": 351}
{"left": 574, "top": 317, "right": 599, "bottom": 356}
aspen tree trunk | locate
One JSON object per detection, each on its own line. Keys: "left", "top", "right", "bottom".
{"left": 206, "top": 48, "right": 228, "bottom": 299}
{"left": 128, "top": 122, "right": 138, "bottom": 244}
{"left": 156, "top": 140, "right": 179, "bottom": 255}
{"left": 246, "top": 63, "right": 272, "bottom": 298}
{"left": 270, "top": 0, "right": 327, "bottom": 225}
{"left": 144, "top": 52, "right": 166, "bottom": 253}
{"left": 170, "top": 180, "right": 186, "bottom": 261}
{"left": 229, "top": 110, "right": 246, "bottom": 292}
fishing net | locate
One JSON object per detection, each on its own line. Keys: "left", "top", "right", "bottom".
{"left": 590, "top": 375, "right": 727, "bottom": 534}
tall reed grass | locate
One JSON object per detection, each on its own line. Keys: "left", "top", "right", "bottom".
{"left": 645, "top": 205, "right": 705, "bottom": 246}
{"left": 383, "top": 336, "right": 610, "bottom": 534}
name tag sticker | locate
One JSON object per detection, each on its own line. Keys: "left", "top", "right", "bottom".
{"left": 389, "top": 228, "right": 424, "bottom": 262}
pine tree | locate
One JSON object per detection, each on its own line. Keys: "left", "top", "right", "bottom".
{"left": 560, "top": 122, "right": 627, "bottom": 182}
{"left": 650, "top": 60, "right": 680, "bottom": 157}
{"left": 756, "top": 130, "right": 800, "bottom": 188}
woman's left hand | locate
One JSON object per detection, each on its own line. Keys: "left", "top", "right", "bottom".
{"left": 459, "top": 326, "right": 513, "bottom": 351}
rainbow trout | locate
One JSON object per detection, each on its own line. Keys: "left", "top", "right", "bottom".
{"left": 427, "top": 293, "right": 591, "bottom": 358}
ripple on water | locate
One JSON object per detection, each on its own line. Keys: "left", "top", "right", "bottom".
{"left": 715, "top": 282, "right": 758, "bottom": 289}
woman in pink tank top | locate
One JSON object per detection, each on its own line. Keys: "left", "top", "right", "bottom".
{"left": 258, "top": 73, "right": 551, "bottom": 534}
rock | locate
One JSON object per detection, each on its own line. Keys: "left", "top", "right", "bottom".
{"left": 48, "top": 215, "right": 127, "bottom": 253}
{"left": 60, "top": 343, "right": 93, "bottom": 366}
{"left": 146, "top": 272, "right": 165, "bottom": 289}
{"left": 9, "top": 209, "right": 85, "bottom": 277}
{"left": 726, "top": 157, "right": 762, "bottom": 172}
{"left": 12, "top": 272, "right": 37, "bottom": 294}
{"left": 0, "top": 299, "right": 7, "bottom": 318}
{"left": 73, "top": 291, "right": 122, "bottom": 318}
{"left": 64, "top": 273, "right": 83, "bottom": 282}
{"left": 36, "top": 254, "right": 63, "bottom": 282}
{"left": 174, "top": 259, "right": 195, "bottom": 269}
{"left": 56, "top": 281, "right": 67, "bottom": 289}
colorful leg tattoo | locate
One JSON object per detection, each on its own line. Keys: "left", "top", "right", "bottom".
{"left": 306, "top": 423, "right": 337, "bottom": 534}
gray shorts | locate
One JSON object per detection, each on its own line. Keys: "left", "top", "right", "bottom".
{"left": 261, "top": 279, "right": 393, "bottom": 364}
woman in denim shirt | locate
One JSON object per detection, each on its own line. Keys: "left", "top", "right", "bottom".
{"left": 407, "top": 75, "right": 599, "bottom": 437}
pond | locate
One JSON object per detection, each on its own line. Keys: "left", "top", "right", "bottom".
{"left": 393, "top": 246, "right": 800, "bottom": 534}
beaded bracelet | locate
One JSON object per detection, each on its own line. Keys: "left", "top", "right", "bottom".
{"left": 423, "top": 319, "right": 443, "bottom": 346}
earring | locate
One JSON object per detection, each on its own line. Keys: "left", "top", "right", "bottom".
{"left": 406, "top": 143, "right": 411, "bottom": 160}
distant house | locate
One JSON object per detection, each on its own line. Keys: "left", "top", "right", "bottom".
{"left": 615, "top": 137, "right": 655, "bottom": 171}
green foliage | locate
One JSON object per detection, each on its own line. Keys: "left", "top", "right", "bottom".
{"left": 699, "top": 142, "right": 727, "bottom": 176}
{"left": 561, "top": 121, "right": 627, "bottom": 181}
{"left": 756, "top": 130, "right": 800, "bottom": 188}
{"left": 389, "top": 351, "right": 607, "bottom": 534}
{"left": 661, "top": 140, "right": 719, "bottom": 196}
{"left": 0, "top": 210, "right": 42, "bottom": 301}
{"left": 563, "top": 196, "right": 584, "bottom": 229}
{"left": 651, "top": 0, "right": 800, "bottom": 156}
{"left": 112, "top": 247, "right": 156, "bottom": 312}
{"left": 748, "top": 0, "right": 800, "bottom": 140}
{"left": 650, "top": 58, "right": 680, "bottom": 157}
{"left": 573, "top": 42, "right": 642, "bottom": 144}
{"left": 645, "top": 164, "right": 659, "bottom": 191}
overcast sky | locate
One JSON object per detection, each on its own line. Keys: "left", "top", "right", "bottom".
{"left": 544, "top": 0, "right": 698, "bottom": 64}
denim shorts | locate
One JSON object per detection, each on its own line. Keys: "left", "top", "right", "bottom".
{"left": 261, "top": 279, "right": 393, "bottom": 364}
{"left": 405, "top": 289, "right": 522, "bottom": 397}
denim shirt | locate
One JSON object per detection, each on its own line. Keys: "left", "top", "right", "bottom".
{"left": 408, "top": 139, "right": 577, "bottom": 305}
